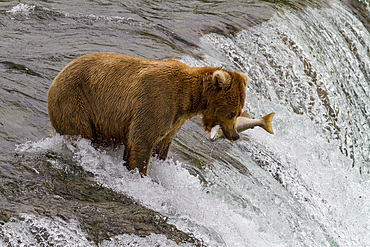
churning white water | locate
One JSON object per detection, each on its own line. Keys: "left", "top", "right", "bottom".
{"left": 4, "top": 0, "right": 369, "bottom": 246}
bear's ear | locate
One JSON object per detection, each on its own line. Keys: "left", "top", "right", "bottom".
{"left": 212, "top": 70, "right": 231, "bottom": 91}
{"left": 240, "top": 73, "right": 250, "bottom": 87}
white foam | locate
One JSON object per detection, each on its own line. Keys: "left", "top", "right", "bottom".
{"left": 0, "top": 213, "right": 188, "bottom": 247}
{"left": 0, "top": 213, "right": 93, "bottom": 246}
{"left": 72, "top": 138, "right": 285, "bottom": 246}
{"left": 101, "top": 233, "right": 193, "bottom": 247}
{"left": 7, "top": 3, "right": 35, "bottom": 15}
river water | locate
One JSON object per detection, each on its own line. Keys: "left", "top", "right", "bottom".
{"left": 1, "top": 0, "right": 369, "bottom": 246}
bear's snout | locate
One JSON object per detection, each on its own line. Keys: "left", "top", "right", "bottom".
{"left": 231, "top": 132, "right": 240, "bottom": 141}
{"left": 221, "top": 125, "right": 240, "bottom": 142}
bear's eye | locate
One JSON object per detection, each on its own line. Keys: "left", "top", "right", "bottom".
{"left": 227, "top": 113, "right": 236, "bottom": 119}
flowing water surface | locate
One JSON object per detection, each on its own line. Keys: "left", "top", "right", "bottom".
{"left": 0, "top": 0, "right": 369, "bottom": 246}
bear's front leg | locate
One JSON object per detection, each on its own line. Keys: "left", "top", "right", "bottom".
{"left": 153, "top": 120, "right": 185, "bottom": 160}
{"left": 124, "top": 135, "right": 155, "bottom": 176}
{"left": 153, "top": 138, "right": 172, "bottom": 160}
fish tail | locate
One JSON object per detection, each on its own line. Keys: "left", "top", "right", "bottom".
{"left": 261, "top": 112, "right": 275, "bottom": 134}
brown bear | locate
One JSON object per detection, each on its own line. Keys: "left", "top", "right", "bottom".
{"left": 48, "top": 53, "right": 249, "bottom": 175}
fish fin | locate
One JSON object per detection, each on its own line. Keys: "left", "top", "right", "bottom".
{"left": 241, "top": 111, "right": 252, "bottom": 119}
{"left": 261, "top": 112, "right": 275, "bottom": 134}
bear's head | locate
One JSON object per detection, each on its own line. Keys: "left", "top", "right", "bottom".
{"left": 202, "top": 69, "right": 249, "bottom": 141}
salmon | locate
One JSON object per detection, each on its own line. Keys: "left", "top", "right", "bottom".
{"left": 210, "top": 112, "right": 275, "bottom": 141}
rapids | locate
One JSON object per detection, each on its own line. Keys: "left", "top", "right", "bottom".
{"left": 1, "top": 0, "right": 369, "bottom": 246}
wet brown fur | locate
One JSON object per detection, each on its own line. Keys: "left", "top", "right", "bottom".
{"left": 48, "top": 53, "right": 249, "bottom": 175}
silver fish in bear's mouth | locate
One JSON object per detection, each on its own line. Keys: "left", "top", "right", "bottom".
{"left": 210, "top": 112, "right": 275, "bottom": 141}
